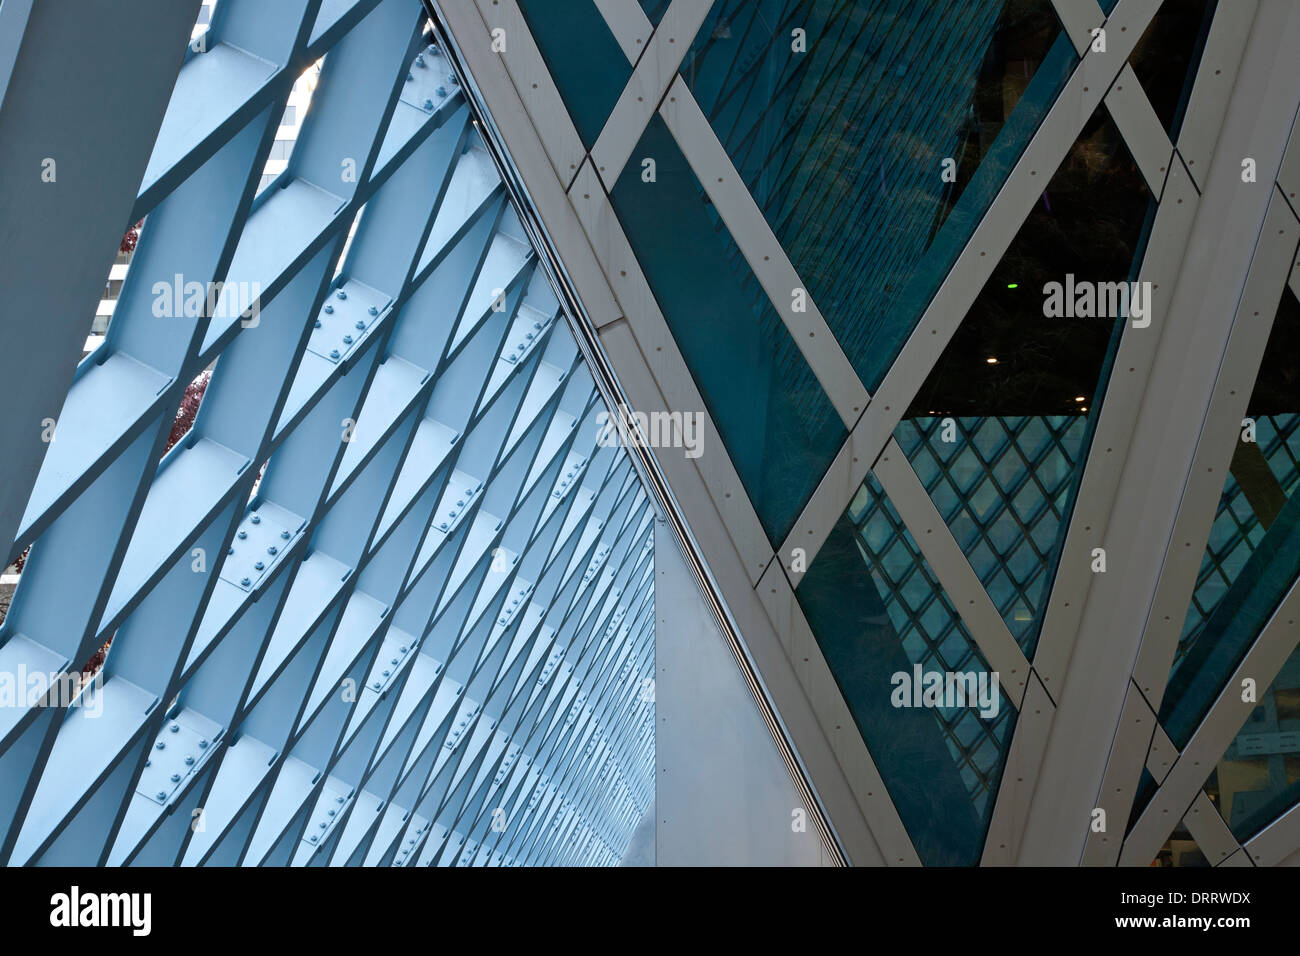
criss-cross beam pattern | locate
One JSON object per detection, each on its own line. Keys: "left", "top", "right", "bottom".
{"left": 0, "top": 0, "right": 655, "bottom": 867}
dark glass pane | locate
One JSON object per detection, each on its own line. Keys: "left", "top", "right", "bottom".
{"left": 1202, "top": 664, "right": 1300, "bottom": 842}
{"left": 1151, "top": 820, "right": 1209, "bottom": 867}
{"left": 516, "top": 0, "right": 632, "bottom": 149}
{"left": 1164, "top": 284, "right": 1300, "bottom": 840}
{"left": 639, "top": 0, "right": 670, "bottom": 26}
{"left": 1161, "top": 289, "right": 1300, "bottom": 749}
{"left": 797, "top": 473, "right": 1015, "bottom": 865}
{"left": 1129, "top": 0, "right": 1217, "bottom": 140}
{"left": 1128, "top": 767, "right": 1158, "bottom": 834}
{"left": 899, "top": 109, "right": 1153, "bottom": 658}
{"left": 609, "top": 115, "right": 846, "bottom": 544}
{"left": 680, "top": 0, "right": 1077, "bottom": 391}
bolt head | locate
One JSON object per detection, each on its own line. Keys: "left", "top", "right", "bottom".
{"left": 268, "top": 545, "right": 278, "bottom": 555}
{"left": 237, "top": 530, "right": 247, "bottom": 539}
{"left": 343, "top": 335, "right": 353, "bottom": 345}
{"left": 330, "top": 349, "right": 341, "bottom": 359}
{"left": 314, "top": 319, "right": 322, "bottom": 329}
{"left": 240, "top": 577, "right": 251, "bottom": 587}
{"left": 170, "top": 724, "right": 180, "bottom": 733}
{"left": 355, "top": 320, "right": 366, "bottom": 330}
{"left": 250, "top": 514, "right": 260, "bottom": 524}
{"left": 155, "top": 741, "right": 166, "bottom": 750}
{"left": 157, "top": 791, "right": 168, "bottom": 801}
{"left": 336, "top": 289, "right": 347, "bottom": 300}
{"left": 280, "top": 530, "right": 291, "bottom": 540}
{"left": 368, "top": 306, "right": 378, "bottom": 316}
{"left": 424, "top": 98, "right": 435, "bottom": 110}
{"left": 199, "top": 739, "right": 209, "bottom": 748}
{"left": 171, "top": 773, "right": 181, "bottom": 782}
{"left": 254, "top": 561, "right": 264, "bottom": 571}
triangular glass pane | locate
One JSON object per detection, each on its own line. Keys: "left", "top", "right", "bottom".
{"left": 609, "top": 115, "right": 846, "bottom": 544}
{"left": 898, "top": 108, "right": 1154, "bottom": 658}
{"left": 1161, "top": 288, "right": 1300, "bottom": 748}
{"left": 1199, "top": 663, "right": 1300, "bottom": 843}
{"left": 1152, "top": 820, "right": 1209, "bottom": 867}
{"left": 796, "top": 472, "right": 1016, "bottom": 865}
{"left": 516, "top": 0, "right": 632, "bottom": 149}
{"left": 680, "top": 0, "right": 1078, "bottom": 391}
{"left": 1129, "top": 0, "right": 1218, "bottom": 141}
{"left": 638, "top": 0, "right": 670, "bottom": 26}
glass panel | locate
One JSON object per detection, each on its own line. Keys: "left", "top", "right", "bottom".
{"left": 1129, "top": 0, "right": 1218, "bottom": 141}
{"left": 609, "top": 115, "right": 846, "bottom": 544}
{"left": 516, "top": 0, "right": 632, "bottom": 149}
{"left": 1161, "top": 288, "right": 1300, "bottom": 748}
{"left": 797, "top": 473, "right": 1015, "bottom": 865}
{"left": 638, "top": 0, "right": 669, "bottom": 26}
{"left": 1152, "top": 821, "right": 1209, "bottom": 867}
{"left": 898, "top": 109, "right": 1154, "bottom": 658}
{"left": 680, "top": 0, "right": 1077, "bottom": 391}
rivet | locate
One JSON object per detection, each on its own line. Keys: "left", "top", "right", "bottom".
{"left": 330, "top": 349, "right": 341, "bottom": 359}
{"left": 406, "top": 72, "right": 414, "bottom": 81}
{"left": 416, "top": 54, "right": 425, "bottom": 67}
{"left": 368, "top": 306, "right": 378, "bottom": 316}
{"left": 343, "top": 335, "right": 353, "bottom": 344}
{"left": 314, "top": 320, "right": 322, "bottom": 329}
{"left": 280, "top": 530, "right": 291, "bottom": 540}
{"left": 157, "top": 791, "right": 168, "bottom": 801}
{"left": 254, "top": 561, "right": 264, "bottom": 571}
{"left": 337, "top": 289, "right": 347, "bottom": 300}
{"left": 424, "top": 98, "right": 435, "bottom": 110}
{"left": 184, "top": 755, "right": 195, "bottom": 766}
{"left": 250, "top": 514, "right": 260, "bottom": 524}
{"left": 170, "top": 724, "right": 180, "bottom": 733}
{"left": 241, "top": 577, "right": 251, "bottom": 586}
{"left": 355, "top": 320, "right": 366, "bottom": 330}
{"left": 171, "top": 773, "right": 181, "bottom": 782}
{"left": 199, "top": 739, "right": 209, "bottom": 748}
{"left": 267, "top": 546, "right": 278, "bottom": 555}
{"left": 324, "top": 304, "right": 334, "bottom": 314}
{"left": 238, "top": 530, "right": 247, "bottom": 539}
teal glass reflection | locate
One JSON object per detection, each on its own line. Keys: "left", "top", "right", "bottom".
{"left": 680, "top": 0, "right": 1078, "bottom": 392}
{"left": 608, "top": 115, "right": 845, "bottom": 544}
{"left": 797, "top": 473, "right": 1015, "bottom": 865}
{"left": 516, "top": 0, "right": 631, "bottom": 149}
{"left": 897, "top": 416, "right": 1088, "bottom": 656}
{"left": 898, "top": 110, "right": 1153, "bottom": 659}
{"left": 1162, "top": 288, "right": 1300, "bottom": 751}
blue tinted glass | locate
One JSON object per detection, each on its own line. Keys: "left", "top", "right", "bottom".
{"left": 609, "top": 115, "right": 846, "bottom": 544}
{"left": 897, "top": 110, "right": 1153, "bottom": 659}
{"left": 516, "top": 0, "right": 631, "bottom": 149}
{"left": 1162, "top": 289, "right": 1300, "bottom": 752}
{"left": 681, "top": 0, "right": 1077, "bottom": 391}
{"left": 797, "top": 473, "right": 1015, "bottom": 865}
{"left": 639, "top": 0, "right": 669, "bottom": 25}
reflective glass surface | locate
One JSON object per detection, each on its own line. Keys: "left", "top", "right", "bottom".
{"left": 899, "top": 109, "right": 1153, "bottom": 658}
{"left": 680, "top": 0, "right": 1077, "bottom": 391}
{"left": 516, "top": 0, "right": 632, "bottom": 149}
{"left": 1161, "top": 289, "right": 1300, "bottom": 749}
{"left": 797, "top": 473, "right": 1015, "bottom": 865}
{"left": 1129, "top": 0, "right": 1218, "bottom": 140}
{"left": 609, "top": 115, "right": 846, "bottom": 544}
